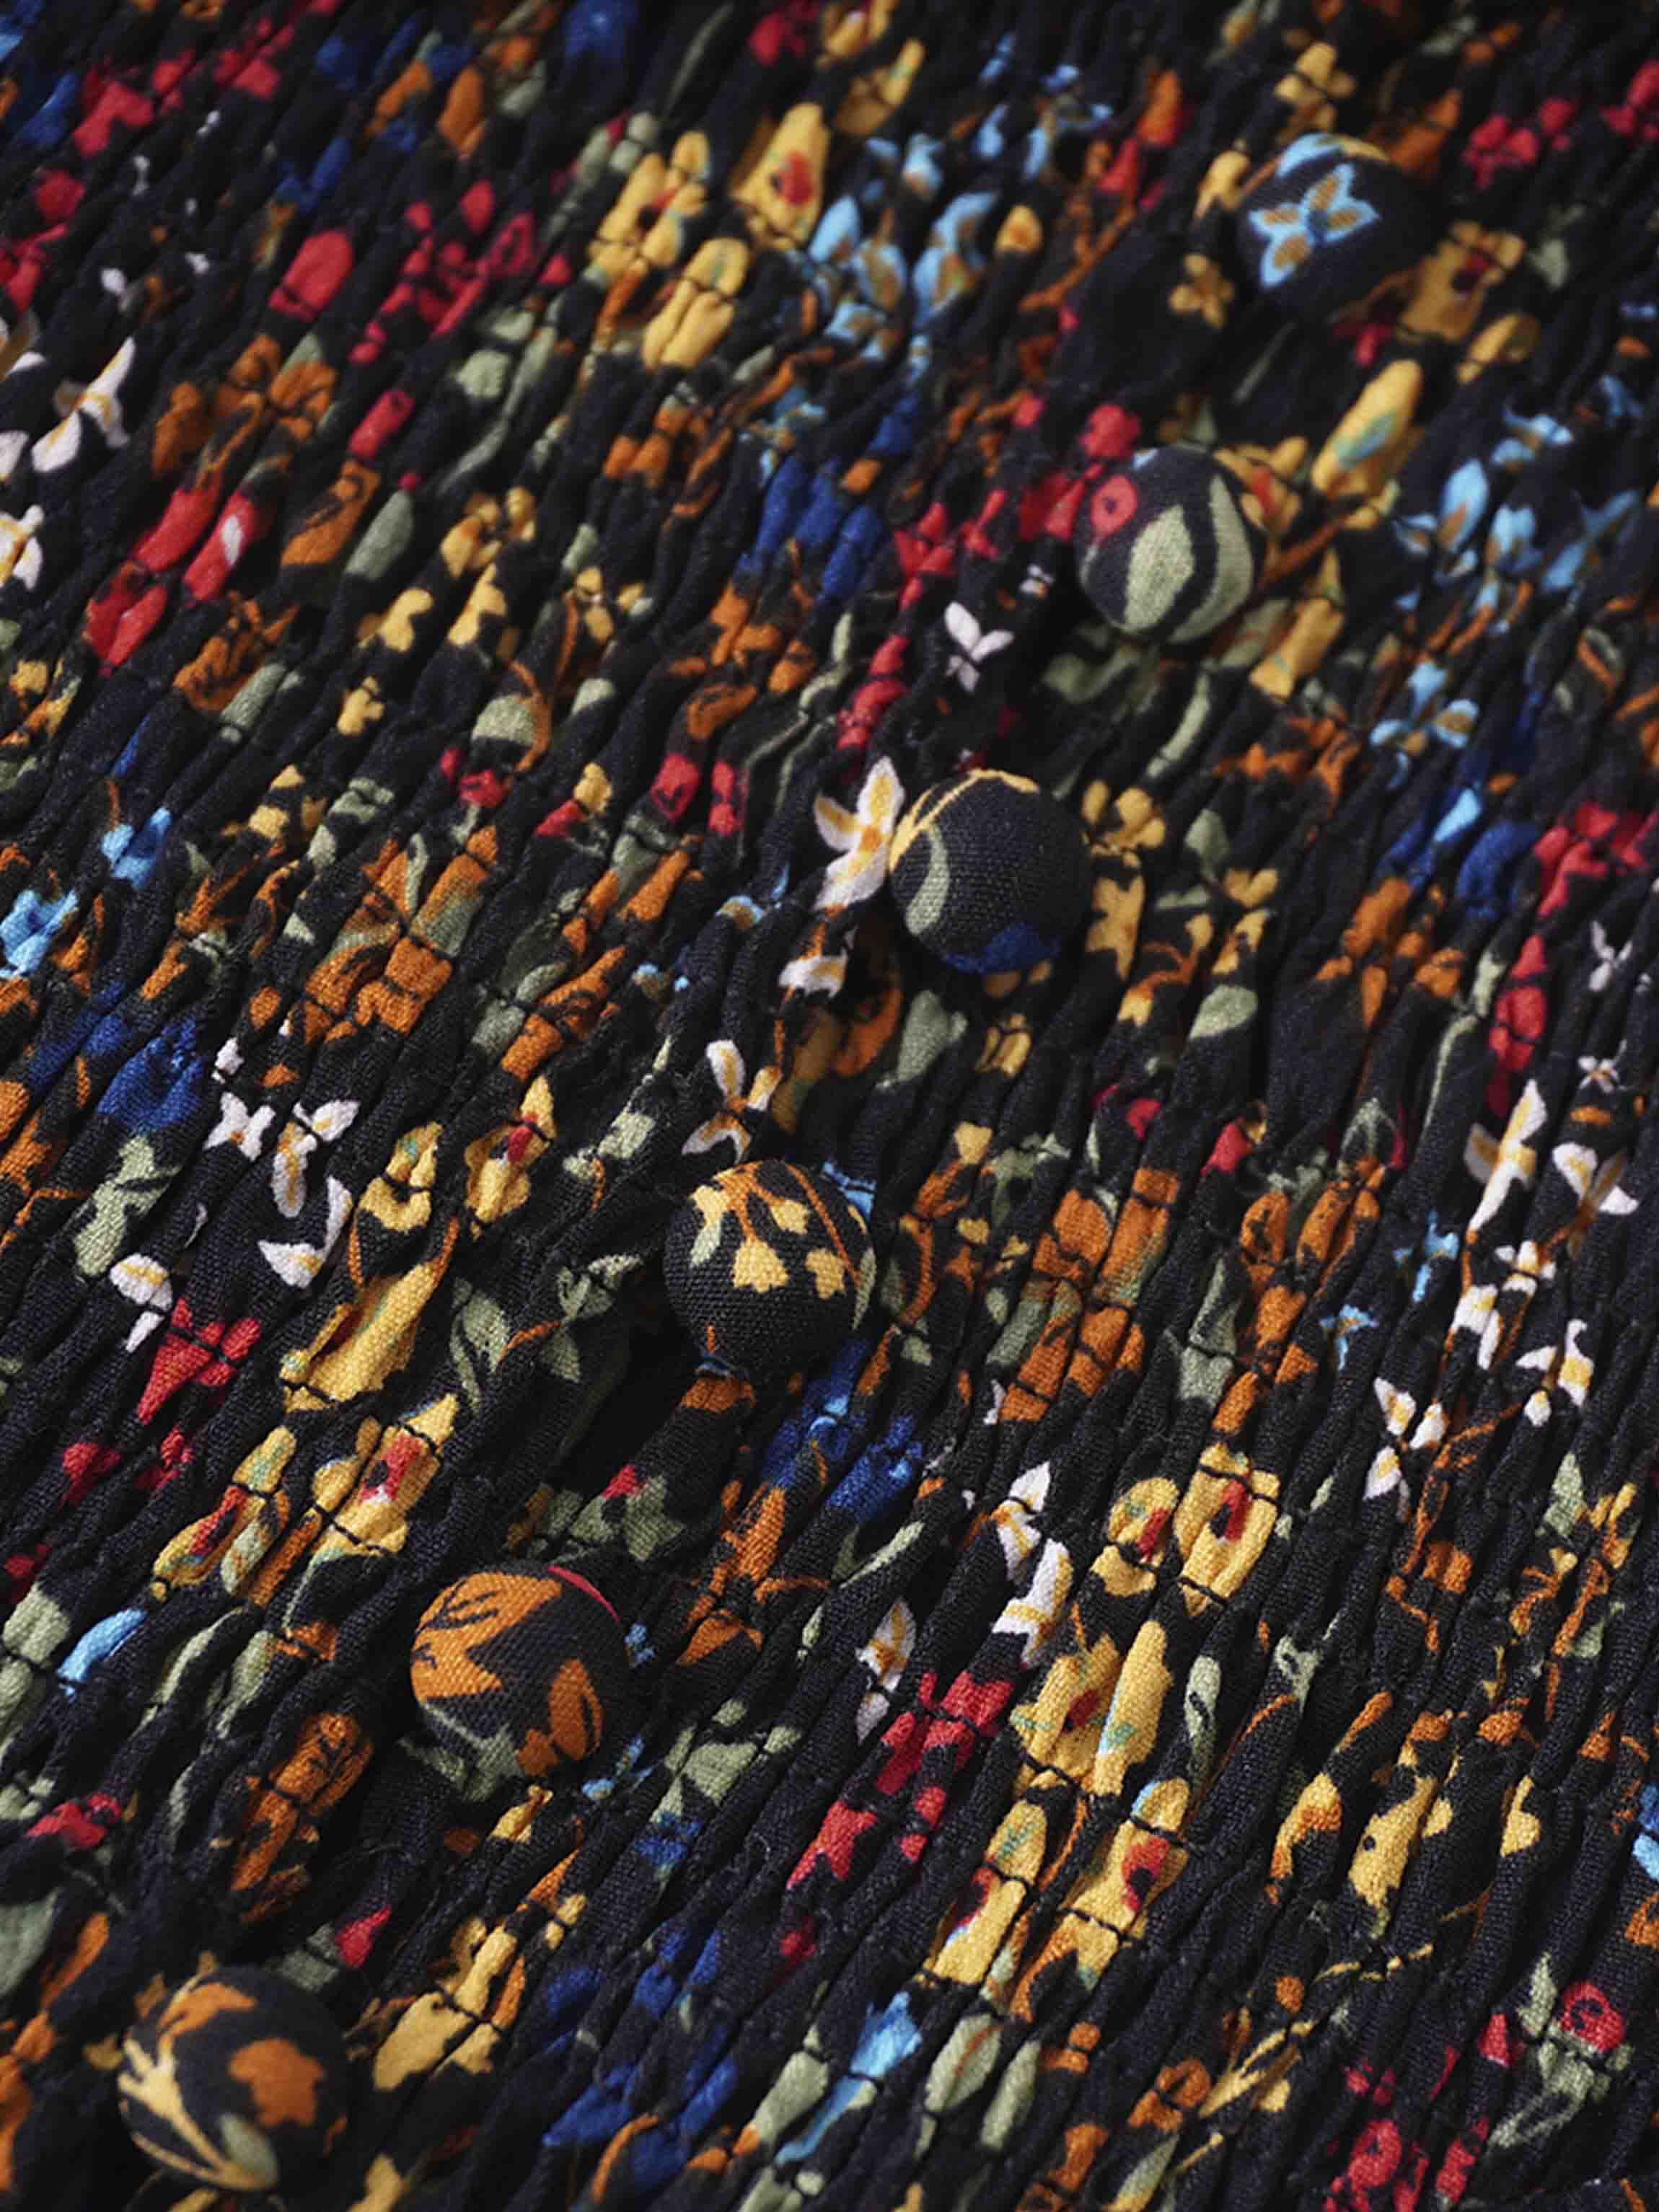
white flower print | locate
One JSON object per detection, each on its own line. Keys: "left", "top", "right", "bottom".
{"left": 855, "top": 1600, "right": 916, "bottom": 1741}
{"left": 1588, "top": 918, "right": 1632, "bottom": 995}
{"left": 684, "top": 1040, "right": 780, "bottom": 1158}
{"left": 1465, "top": 1080, "right": 1548, "bottom": 1233}
{"left": 1451, "top": 1277, "right": 1501, "bottom": 1370}
{"left": 943, "top": 602, "right": 1013, "bottom": 691}
{"left": 107, "top": 1253, "right": 173, "bottom": 1349}
{"left": 260, "top": 1177, "right": 353, "bottom": 1288}
{"left": 779, "top": 946, "right": 848, "bottom": 997}
{"left": 1551, "top": 1142, "right": 1637, "bottom": 1256}
{"left": 208, "top": 1092, "right": 275, "bottom": 1160}
{"left": 1515, "top": 1318, "right": 1593, "bottom": 1426}
{"left": 992, "top": 1535, "right": 1073, "bottom": 1665}
{"left": 813, "top": 757, "right": 904, "bottom": 912}
{"left": 271, "top": 1098, "right": 360, "bottom": 1217}
{"left": 32, "top": 338, "right": 134, "bottom": 472}
{"left": 0, "top": 506, "right": 43, "bottom": 592}
{"left": 1365, "top": 1378, "right": 1445, "bottom": 1500}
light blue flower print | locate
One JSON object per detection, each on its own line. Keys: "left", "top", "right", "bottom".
{"left": 0, "top": 886, "right": 76, "bottom": 977}
{"left": 1324, "top": 1304, "right": 1378, "bottom": 1372}
{"left": 778, "top": 1996, "right": 921, "bottom": 2163}
{"left": 100, "top": 808, "right": 172, "bottom": 886}
{"left": 1246, "top": 155, "right": 1378, "bottom": 286}
{"left": 58, "top": 1607, "right": 144, "bottom": 1693}
{"left": 1637, "top": 1783, "right": 1659, "bottom": 1881}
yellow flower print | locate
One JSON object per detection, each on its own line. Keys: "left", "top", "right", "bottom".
{"left": 1403, "top": 221, "right": 1524, "bottom": 346}
{"left": 1311, "top": 361, "right": 1422, "bottom": 501}
{"left": 734, "top": 105, "right": 828, "bottom": 247}
{"left": 1271, "top": 41, "right": 1355, "bottom": 133}
{"left": 1170, "top": 253, "right": 1234, "bottom": 327}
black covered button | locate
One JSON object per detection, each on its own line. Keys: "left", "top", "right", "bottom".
{"left": 1073, "top": 444, "right": 1263, "bottom": 644}
{"left": 888, "top": 770, "right": 1090, "bottom": 974}
{"left": 665, "top": 1160, "right": 873, "bottom": 1376}
{"left": 1234, "top": 131, "right": 1433, "bottom": 320}
{"left": 118, "top": 1966, "right": 348, "bottom": 2193}
{"left": 411, "top": 1562, "right": 630, "bottom": 1781}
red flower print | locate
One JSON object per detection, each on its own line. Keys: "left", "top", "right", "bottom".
{"left": 1477, "top": 2011, "right": 1521, "bottom": 2067}
{"left": 837, "top": 674, "right": 905, "bottom": 752}
{"left": 61, "top": 1442, "right": 121, "bottom": 1507}
{"left": 650, "top": 751, "right": 700, "bottom": 821}
{"left": 1557, "top": 1980, "right": 1624, "bottom": 2053}
{"left": 894, "top": 502, "right": 954, "bottom": 605}
{"left": 1018, "top": 471, "right": 1085, "bottom": 542}
{"left": 136, "top": 1300, "right": 262, "bottom": 1425}
{"left": 709, "top": 760, "right": 745, "bottom": 840}
{"left": 1432, "top": 2117, "right": 1489, "bottom": 2207}
{"left": 1464, "top": 116, "right": 1539, "bottom": 192}
{"left": 3, "top": 1545, "right": 45, "bottom": 1608}
{"left": 335, "top": 1907, "right": 390, "bottom": 1968}
{"left": 458, "top": 768, "right": 510, "bottom": 809}
{"left": 787, "top": 1800, "right": 876, "bottom": 1886}
{"left": 272, "top": 230, "right": 354, "bottom": 322}
{"left": 138, "top": 1429, "right": 193, "bottom": 1491}
{"left": 1604, "top": 61, "right": 1659, "bottom": 140}
{"left": 1081, "top": 405, "right": 1140, "bottom": 464}
{"left": 749, "top": 1, "right": 818, "bottom": 64}
{"left": 28, "top": 1792, "right": 120, "bottom": 1850}
{"left": 961, "top": 490, "right": 1008, "bottom": 563}
{"left": 73, "top": 78, "right": 154, "bottom": 159}
{"left": 773, "top": 151, "right": 817, "bottom": 208}
{"left": 1089, "top": 475, "right": 1138, "bottom": 538}
{"left": 1346, "top": 2115, "right": 1401, "bottom": 2188}
{"left": 1488, "top": 929, "right": 1546, "bottom": 1106}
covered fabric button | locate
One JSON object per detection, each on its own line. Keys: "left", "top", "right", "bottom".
{"left": 665, "top": 1160, "right": 873, "bottom": 1376}
{"left": 117, "top": 1966, "right": 348, "bottom": 2193}
{"left": 1073, "top": 445, "right": 1262, "bottom": 643}
{"left": 888, "top": 770, "right": 1091, "bottom": 973}
{"left": 1234, "top": 132, "right": 1433, "bottom": 320}
{"left": 411, "top": 1562, "right": 629, "bottom": 1780}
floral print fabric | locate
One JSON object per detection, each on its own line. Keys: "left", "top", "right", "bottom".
{"left": 0, "top": 3, "right": 1657, "bottom": 2209}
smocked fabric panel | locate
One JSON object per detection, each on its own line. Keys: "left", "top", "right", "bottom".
{"left": 0, "top": 5, "right": 1655, "bottom": 2211}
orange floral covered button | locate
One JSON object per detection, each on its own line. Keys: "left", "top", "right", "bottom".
{"left": 118, "top": 1966, "right": 349, "bottom": 2193}
{"left": 410, "top": 1562, "right": 630, "bottom": 1781}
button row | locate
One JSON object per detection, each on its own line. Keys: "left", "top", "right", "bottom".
{"left": 118, "top": 129, "right": 1433, "bottom": 2192}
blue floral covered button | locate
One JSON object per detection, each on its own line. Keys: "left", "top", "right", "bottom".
{"left": 666, "top": 1160, "right": 874, "bottom": 1377}
{"left": 1073, "top": 446, "right": 1262, "bottom": 643}
{"left": 117, "top": 1967, "right": 350, "bottom": 2193}
{"left": 1235, "top": 132, "right": 1434, "bottom": 320}
{"left": 888, "top": 770, "right": 1091, "bottom": 973}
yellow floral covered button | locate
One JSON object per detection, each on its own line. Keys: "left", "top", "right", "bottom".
{"left": 665, "top": 1160, "right": 874, "bottom": 1375}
